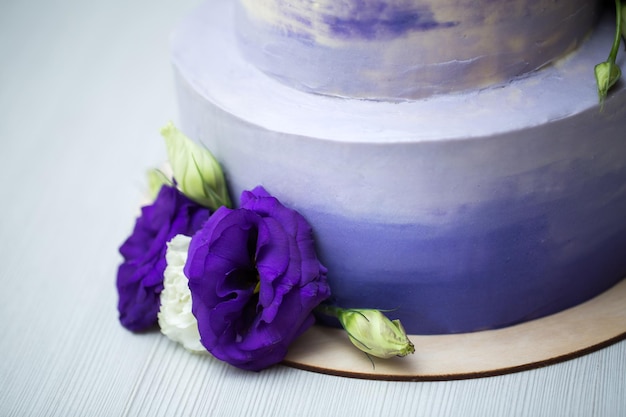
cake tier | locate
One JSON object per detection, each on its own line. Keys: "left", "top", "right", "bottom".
{"left": 235, "top": 0, "right": 598, "bottom": 100}
{"left": 171, "top": 0, "right": 626, "bottom": 334}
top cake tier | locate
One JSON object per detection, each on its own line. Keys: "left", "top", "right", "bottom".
{"left": 235, "top": 0, "right": 598, "bottom": 100}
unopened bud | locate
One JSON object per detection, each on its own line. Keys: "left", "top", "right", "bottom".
{"left": 335, "top": 308, "right": 415, "bottom": 358}
{"left": 161, "top": 122, "right": 231, "bottom": 210}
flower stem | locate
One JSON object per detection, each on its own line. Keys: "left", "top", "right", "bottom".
{"left": 609, "top": 0, "right": 623, "bottom": 64}
{"left": 315, "top": 304, "right": 341, "bottom": 318}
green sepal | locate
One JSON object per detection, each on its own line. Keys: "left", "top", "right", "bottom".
{"left": 146, "top": 168, "right": 171, "bottom": 201}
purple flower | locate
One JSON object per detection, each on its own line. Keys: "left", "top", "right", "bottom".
{"left": 117, "top": 185, "right": 211, "bottom": 332}
{"left": 185, "top": 186, "right": 330, "bottom": 371}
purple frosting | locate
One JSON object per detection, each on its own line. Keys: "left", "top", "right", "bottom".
{"left": 185, "top": 186, "right": 330, "bottom": 371}
{"left": 324, "top": 4, "right": 457, "bottom": 40}
{"left": 117, "top": 185, "right": 211, "bottom": 332}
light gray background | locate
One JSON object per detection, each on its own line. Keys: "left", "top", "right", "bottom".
{"left": 1, "top": 0, "right": 625, "bottom": 416}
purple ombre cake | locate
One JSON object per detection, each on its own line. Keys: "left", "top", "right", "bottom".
{"left": 171, "top": 0, "right": 626, "bottom": 334}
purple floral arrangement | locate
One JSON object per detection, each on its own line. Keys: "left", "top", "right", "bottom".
{"left": 116, "top": 123, "right": 414, "bottom": 371}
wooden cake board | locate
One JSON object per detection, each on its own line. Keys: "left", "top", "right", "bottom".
{"left": 283, "top": 279, "right": 626, "bottom": 381}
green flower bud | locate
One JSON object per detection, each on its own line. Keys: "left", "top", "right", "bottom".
{"left": 595, "top": 0, "right": 623, "bottom": 102}
{"left": 595, "top": 61, "right": 622, "bottom": 101}
{"left": 335, "top": 308, "right": 415, "bottom": 358}
{"left": 161, "top": 122, "right": 231, "bottom": 210}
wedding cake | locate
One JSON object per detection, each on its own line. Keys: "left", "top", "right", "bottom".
{"left": 170, "top": 0, "right": 626, "bottom": 334}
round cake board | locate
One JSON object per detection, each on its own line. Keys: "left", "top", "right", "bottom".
{"left": 283, "top": 279, "right": 626, "bottom": 381}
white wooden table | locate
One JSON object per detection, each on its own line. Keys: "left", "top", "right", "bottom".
{"left": 1, "top": 1, "right": 625, "bottom": 415}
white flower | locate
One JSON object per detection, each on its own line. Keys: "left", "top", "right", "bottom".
{"left": 158, "top": 234, "right": 207, "bottom": 353}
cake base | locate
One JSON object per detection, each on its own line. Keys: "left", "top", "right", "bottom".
{"left": 283, "top": 278, "right": 626, "bottom": 381}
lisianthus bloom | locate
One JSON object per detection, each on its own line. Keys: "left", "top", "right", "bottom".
{"left": 185, "top": 186, "right": 331, "bottom": 371}
{"left": 158, "top": 234, "right": 206, "bottom": 353}
{"left": 117, "top": 185, "right": 211, "bottom": 331}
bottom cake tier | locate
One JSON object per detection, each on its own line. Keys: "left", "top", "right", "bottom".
{"left": 171, "top": 0, "right": 626, "bottom": 334}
